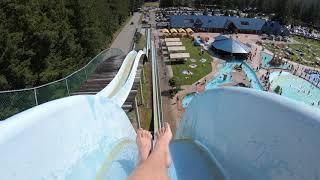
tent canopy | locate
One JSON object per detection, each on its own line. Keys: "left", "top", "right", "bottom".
{"left": 162, "top": 28, "right": 170, "bottom": 33}
{"left": 166, "top": 42, "right": 183, "bottom": 46}
{"left": 168, "top": 46, "right": 186, "bottom": 52}
{"left": 170, "top": 53, "right": 190, "bottom": 59}
{"left": 178, "top": 28, "right": 186, "bottom": 33}
{"left": 186, "top": 28, "right": 194, "bottom": 33}
{"left": 170, "top": 28, "right": 178, "bottom": 33}
{"left": 165, "top": 38, "right": 180, "bottom": 42}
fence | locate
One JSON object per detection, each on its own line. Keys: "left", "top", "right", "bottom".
{"left": 0, "top": 48, "right": 124, "bottom": 120}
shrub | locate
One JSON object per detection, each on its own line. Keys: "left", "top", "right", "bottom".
{"left": 274, "top": 85, "right": 283, "bottom": 95}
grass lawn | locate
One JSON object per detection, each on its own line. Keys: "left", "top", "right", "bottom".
{"left": 262, "top": 38, "right": 320, "bottom": 67}
{"left": 135, "top": 34, "right": 145, "bottom": 51}
{"left": 170, "top": 37, "right": 212, "bottom": 86}
{"left": 143, "top": 1, "right": 159, "bottom": 7}
{"left": 293, "top": 36, "right": 320, "bottom": 47}
{"left": 137, "top": 62, "right": 152, "bottom": 130}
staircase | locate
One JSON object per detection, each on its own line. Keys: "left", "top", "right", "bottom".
{"left": 71, "top": 53, "right": 143, "bottom": 112}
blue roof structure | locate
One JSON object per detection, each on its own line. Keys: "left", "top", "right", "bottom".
{"left": 171, "top": 15, "right": 266, "bottom": 31}
{"left": 261, "top": 21, "right": 290, "bottom": 36}
{"left": 212, "top": 37, "right": 251, "bottom": 54}
{"left": 214, "top": 35, "right": 228, "bottom": 41}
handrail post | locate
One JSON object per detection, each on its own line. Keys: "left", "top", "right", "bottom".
{"left": 34, "top": 89, "right": 38, "bottom": 106}
{"left": 134, "top": 97, "right": 141, "bottom": 129}
{"left": 140, "top": 77, "right": 144, "bottom": 105}
{"left": 84, "top": 69, "right": 88, "bottom": 80}
{"left": 65, "top": 79, "right": 70, "bottom": 96}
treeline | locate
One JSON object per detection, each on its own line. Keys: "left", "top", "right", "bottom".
{"left": 0, "top": 0, "right": 143, "bottom": 91}
{"left": 160, "top": 0, "right": 320, "bottom": 26}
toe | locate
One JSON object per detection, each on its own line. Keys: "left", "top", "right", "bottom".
{"left": 164, "top": 122, "right": 170, "bottom": 130}
{"left": 161, "top": 127, "right": 165, "bottom": 134}
{"left": 143, "top": 130, "right": 148, "bottom": 138}
{"left": 137, "top": 128, "right": 143, "bottom": 137}
{"left": 148, "top": 131, "right": 152, "bottom": 139}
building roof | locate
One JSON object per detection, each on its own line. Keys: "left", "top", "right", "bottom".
{"left": 212, "top": 37, "right": 251, "bottom": 54}
{"left": 214, "top": 35, "right": 228, "bottom": 41}
{"left": 170, "top": 15, "right": 266, "bottom": 31}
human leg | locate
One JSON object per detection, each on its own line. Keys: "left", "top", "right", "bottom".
{"left": 128, "top": 123, "right": 172, "bottom": 180}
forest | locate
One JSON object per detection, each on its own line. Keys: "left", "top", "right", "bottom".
{"left": 0, "top": 0, "right": 143, "bottom": 91}
{"left": 160, "top": 0, "right": 320, "bottom": 27}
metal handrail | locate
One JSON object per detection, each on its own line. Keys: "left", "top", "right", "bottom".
{"left": 0, "top": 48, "right": 124, "bottom": 120}
{"left": 150, "top": 30, "right": 162, "bottom": 134}
{"left": 0, "top": 48, "right": 123, "bottom": 93}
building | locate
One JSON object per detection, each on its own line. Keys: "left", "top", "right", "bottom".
{"left": 261, "top": 21, "right": 290, "bottom": 36}
{"left": 170, "top": 15, "right": 267, "bottom": 34}
{"left": 211, "top": 35, "right": 251, "bottom": 59}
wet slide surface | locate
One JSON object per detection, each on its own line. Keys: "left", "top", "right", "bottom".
{"left": 170, "top": 140, "right": 226, "bottom": 180}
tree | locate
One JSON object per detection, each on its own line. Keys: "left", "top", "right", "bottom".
{"left": 274, "top": 85, "right": 283, "bottom": 95}
{"left": 0, "top": 0, "right": 141, "bottom": 91}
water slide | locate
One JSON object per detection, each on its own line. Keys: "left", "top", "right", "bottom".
{"left": 1, "top": 40, "right": 320, "bottom": 179}
{"left": 0, "top": 49, "right": 145, "bottom": 179}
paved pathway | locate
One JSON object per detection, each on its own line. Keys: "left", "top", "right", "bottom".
{"left": 111, "top": 12, "right": 141, "bottom": 53}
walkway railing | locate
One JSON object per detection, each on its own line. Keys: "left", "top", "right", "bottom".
{"left": 150, "top": 33, "right": 163, "bottom": 134}
{"left": 0, "top": 48, "right": 124, "bottom": 121}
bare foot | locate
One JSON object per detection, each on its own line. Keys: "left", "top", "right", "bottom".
{"left": 155, "top": 122, "right": 172, "bottom": 168}
{"left": 136, "top": 128, "right": 152, "bottom": 163}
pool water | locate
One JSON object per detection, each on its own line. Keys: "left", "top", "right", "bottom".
{"left": 205, "top": 62, "right": 236, "bottom": 89}
{"left": 182, "top": 93, "right": 196, "bottom": 108}
{"left": 261, "top": 52, "right": 290, "bottom": 69}
{"left": 182, "top": 61, "right": 263, "bottom": 108}
{"left": 269, "top": 71, "right": 320, "bottom": 108}
{"left": 242, "top": 63, "right": 264, "bottom": 90}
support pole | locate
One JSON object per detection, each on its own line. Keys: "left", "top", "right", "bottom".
{"left": 34, "top": 89, "right": 38, "bottom": 106}
{"left": 66, "top": 79, "right": 70, "bottom": 96}
{"left": 134, "top": 97, "right": 141, "bottom": 128}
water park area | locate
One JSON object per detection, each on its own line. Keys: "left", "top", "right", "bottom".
{"left": 162, "top": 32, "right": 320, "bottom": 112}
{"left": 2, "top": 4, "right": 320, "bottom": 179}
{"left": 260, "top": 36, "right": 320, "bottom": 68}
{"left": 269, "top": 71, "right": 320, "bottom": 107}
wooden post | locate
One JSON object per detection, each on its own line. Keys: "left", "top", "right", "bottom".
{"left": 134, "top": 97, "right": 141, "bottom": 129}
{"left": 139, "top": 77, "right": 144, "bottom": 105}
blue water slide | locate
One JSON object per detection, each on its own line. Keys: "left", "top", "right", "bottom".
{"left": 0, "top": 50, "right": 145, "bottom": 179}
{"left": 175, "top": 87, "right": 320, "bottom": 180}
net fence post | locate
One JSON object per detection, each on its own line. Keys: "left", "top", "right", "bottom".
{"left": 34, "top": 88, "right": 38, "bottom": 106}
{"left": 66, "top": 79, "right": 70, "bottom": 96}
{"left": 84, "top": 68, "right": 88, "bottom": 80}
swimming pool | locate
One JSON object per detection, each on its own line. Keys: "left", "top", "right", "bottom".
{"left": 205, "top": 62, "right": 235, "bottom": 89}
{"left": 182, "top": 61, "right": 264, "bottom": 108}
{"left": 242, "top": 63, "right": 264, "bottom": 91}
{"left": 269, "top": 71, "right": 320, "bottom": 108}
{"left": 261, "top": 52, "right": 290, "bottom": 69}
{"left": 182, "top": 93, "right": 196, "bottom": 108}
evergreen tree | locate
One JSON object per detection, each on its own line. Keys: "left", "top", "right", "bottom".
{"left": 0, "top": 0, "right": 140, "bottom": 90}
